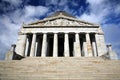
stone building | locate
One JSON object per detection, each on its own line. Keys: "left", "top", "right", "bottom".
{"left": 6, "top": 11, "right": 117, "bottom": 59}
{"left": 1, "top": 11, "right": 120, "bottom": 80}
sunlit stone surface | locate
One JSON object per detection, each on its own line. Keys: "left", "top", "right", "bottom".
{"left": 2, "top": 11, "right": 119, "bottom": 80}
{"left": 7, "top": 11, "right": 116, "bottom": 59}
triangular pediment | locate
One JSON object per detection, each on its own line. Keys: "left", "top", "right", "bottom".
{"left": 27, "top": 17, "right": 97, "bottom": 27}
{"left": 26, "top": 11, "right": 98, "bottom": 27}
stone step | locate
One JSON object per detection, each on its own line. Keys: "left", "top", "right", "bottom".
{"left": 0, "top": 74, "right": 120, "bottom": 80}
{"left": 0, "top": 57, "right": 120, "bottom": 79}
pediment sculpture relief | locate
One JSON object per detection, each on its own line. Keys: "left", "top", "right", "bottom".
{"left": 43, "top": 19, "right": 93, "bottom": 26}
{"left": 28, "top": 18, "right": 94, "bottom": 26}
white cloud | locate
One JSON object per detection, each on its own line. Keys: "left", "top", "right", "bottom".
{"left": 46, "top": 0, "right": 58, "bottom": 5}
{"left": 77, "top": 0, "right": 109, "bottom": 24}
{"left": 77, "top": 0, "right": 120, "bottom": 58}
{"left": 45, "top": 0, "right": 68, "bottom": 6}
{"left": 4, "top": 5, "right": 49, "bottom": 24}
{"left": 86, "top": 0, "right": 104, "bottom": 5}
{"left": 0, "top": 0, "right": 23, "bottom": 13}
{"left": 78, "top": 0, "right": 120, "bottom": 24}
{"left": 78, "top": 13, "right": 100, "bottom": 24}
{"left": 114, "top": 5, "right": 120, "bottom": 16}
{"left": 0, "top": 15, "right": 19, "bottom": 60}
{"left": 0, "top": 4, "right": 49, "bottom": 59}
{"left": 0, "top": 15, "right": 19, "bottom": 48}
{"left": 24, "top": 5, "right": 49, "bottom": 18}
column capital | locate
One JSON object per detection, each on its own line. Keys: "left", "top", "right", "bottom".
{"left": 75, "top": 32, "right": 79, "bottom": 34}
{"left": 86, "top": 32, "right": 90, "bottom": 34}
{"left": 89, "top": 32, "right": 95, "bottom": 34}
{"left": 33, "top": 33, "right": 37, "bottom": 34}
{"left": 53, "top": 32, "right": 58, "bottom": 34}
{"left": 18, "top": 32, "right": 26, "bottom": 35}
{"left": 42, "top": 32, "right": 47, "bottom": 34}
{"left": 64, "top": 32, "right": 69, "bottom": 34}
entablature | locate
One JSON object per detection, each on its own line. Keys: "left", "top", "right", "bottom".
{"left": 23, "top": 25, "right": 99, "bottom": 28}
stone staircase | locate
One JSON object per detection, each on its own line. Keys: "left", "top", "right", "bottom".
{"left": 0, "top": 57, "right": 120, "bottom": 80}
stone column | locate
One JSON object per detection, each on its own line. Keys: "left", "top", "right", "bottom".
{"left": 74, "top": 33, "right": 81, "bottom": 57}
{"left": 25, "top": 37, "right": 29, "bottom": 56}
{"left": 20, "top": 34, "right": 27, "bottom": 56}
{"left": 86, "top": 33, "right": 93, "bottom": 56}
{"left": 83, "top": 41, "right": 87, "bottom": 56}
{"left": 53, "top": 33, "right": 58, "bottom": 57}
{"left": 64, "top": 33, "right": 69, "bottom": 57}
{"left": 41, "top": 33, "right": 47, "bottom": 57}
{"left": 92, "top": 39, "right": 97, "bottom": 57}
{"left": 35, "top": 41, "right": 38, "bottom": 56}
{"left": 30, "top": 33, "right": 36, "bottom": 57}
{"left": 21, "top": 34, "right": 27, "bottom": 56}
{"left": 95, "top": 33, "right": 100, "bottom": 56}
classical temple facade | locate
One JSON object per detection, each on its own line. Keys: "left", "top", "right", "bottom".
{"left": 6, "top": 11, "right": 117, "bottom": 59}
{"left": 2, "top": 11, "right": 120, "bottom": 80}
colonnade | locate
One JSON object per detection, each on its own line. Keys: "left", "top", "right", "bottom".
{"left": 23, "top": 33, "right": 98, "bottom": 57}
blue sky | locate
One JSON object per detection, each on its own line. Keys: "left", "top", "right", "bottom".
{"left": 0, "top": 0, "right": 120, "bottom": 60}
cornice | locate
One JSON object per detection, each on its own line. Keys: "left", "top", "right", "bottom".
{"left": 23, "top": 25, "right": 99, "bottom": 28}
